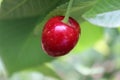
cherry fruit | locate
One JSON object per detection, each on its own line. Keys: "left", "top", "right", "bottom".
{"left": 41, "top": 16, "right": 81, "bottom": 57}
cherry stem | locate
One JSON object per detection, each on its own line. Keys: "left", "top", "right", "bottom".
{"left": 62, "top": 0, "right": 73, "bottom": 23}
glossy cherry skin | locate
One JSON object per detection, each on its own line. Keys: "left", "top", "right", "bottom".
{"left": 41, "top": 16, "right": 81, "bottom": 57}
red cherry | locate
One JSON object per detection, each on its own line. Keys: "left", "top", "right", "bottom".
{"left": 41, "top": 16, "right": 81, "bottom": 57}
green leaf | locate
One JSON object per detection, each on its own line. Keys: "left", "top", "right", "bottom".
{"left": 71, "top": 22, "right": 103, "bottom": 54}
{"left": 0, "top": 0, "right": 68, "bottom": 20}
{"left": 52, "top": 0, "right": 96, "bottom": 21}
{"left": 0, "top": 17, "right": 53, "bottom": 75}
{"left": 83, "top": 0, "right": 120, "bottom": 28}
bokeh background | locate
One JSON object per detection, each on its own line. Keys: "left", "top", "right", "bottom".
{"left": 0, "top": 0, "right": 120, "bottom": 80}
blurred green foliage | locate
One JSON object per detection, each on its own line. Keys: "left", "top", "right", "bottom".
{"left": 0, "top": 0, "right": 120, "bottom": 80}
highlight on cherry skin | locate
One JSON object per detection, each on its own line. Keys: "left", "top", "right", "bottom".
{"left": 41, "top": 16, "right": 81, "bottom": 57}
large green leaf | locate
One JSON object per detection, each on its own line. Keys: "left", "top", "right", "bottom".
{"left": 0, "top": 0, "right": 68, "bottom": 20}
{"left": 51, "top": 0, "right": 96, "bottom": 21}
{"left": 0, "top": 17, "right": 54, "bottom": 75}
{"left": 83, "top": 0, "right": 120, "bottom": 28}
